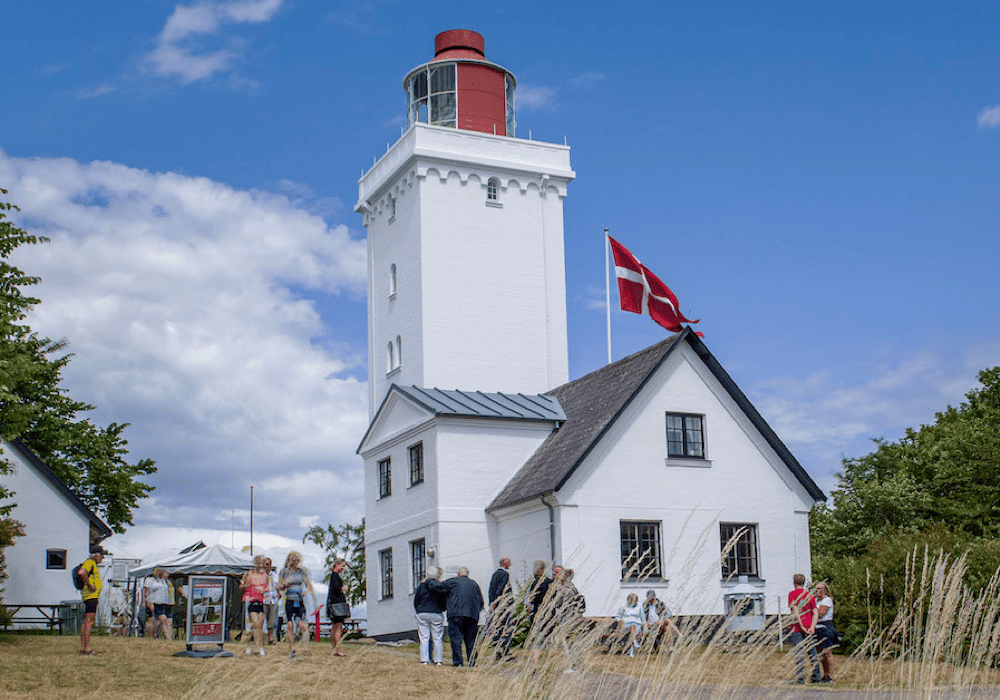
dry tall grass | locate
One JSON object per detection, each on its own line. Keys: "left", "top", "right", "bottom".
{"left": 3, "top": 549, "right": 1000, "bottom": 700}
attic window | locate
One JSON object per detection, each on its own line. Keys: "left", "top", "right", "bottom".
{"left": 46, "top": 548, "right": 68, "bottom": 570}
{"left": 666, "top": 413, "right": 704, "bottom": 458}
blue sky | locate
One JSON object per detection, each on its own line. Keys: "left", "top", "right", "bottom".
{"left": 2, "top": 1, "right": 999, "bottom": 568}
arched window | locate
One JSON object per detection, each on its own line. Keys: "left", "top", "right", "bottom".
{"left": 395, "top": 336, "right": 402, "bottom": 367}
{"left": 487, "top": 177, "right": 500, "bottom": 201}
{"left": 389, "top": 263, "right": 397, "bottom": 297}
{"left": 387, "top": 342, "right": 395, "bottom": 373}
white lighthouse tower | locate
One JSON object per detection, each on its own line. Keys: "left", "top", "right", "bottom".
{"left": 355, "top": 29, "right": 575, "bottom": 417}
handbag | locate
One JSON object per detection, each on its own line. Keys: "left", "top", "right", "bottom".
{"left": 329, "top": 601, "right": 352, "bottom": 618}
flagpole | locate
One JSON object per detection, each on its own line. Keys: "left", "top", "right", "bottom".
{"left": 605, "top": 228, "right": 612, "bottom": 365}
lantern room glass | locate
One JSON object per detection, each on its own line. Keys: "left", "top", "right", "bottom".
{"left": 406, "top": 63, "right": 457, "bottom": 129}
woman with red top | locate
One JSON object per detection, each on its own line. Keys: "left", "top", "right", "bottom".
{"left": 241, "top": 555, "right": 269, "bottom": 656}
{"left": 787, "top": 573, "right": 820, "bottom": 684}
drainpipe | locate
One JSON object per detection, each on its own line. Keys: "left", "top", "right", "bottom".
{"left": 541, "top": 492, "right": 556, "bottom": 565}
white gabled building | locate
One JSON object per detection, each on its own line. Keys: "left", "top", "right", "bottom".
{"left": 355, "top": 30, "right": 825, "bottom": 639}
{"left": 1, "top": 439, "right": 112, "bottom": 609}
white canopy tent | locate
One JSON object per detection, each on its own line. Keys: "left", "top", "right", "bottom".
{"left": 127, "top": 544, "right": 255, "bottom": 638}
{"left": 130, "top": 544, "right": 254, "bottom": 578}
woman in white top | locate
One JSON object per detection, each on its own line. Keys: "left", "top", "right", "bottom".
{"left": 814, "top": 582, "right": 837, "bottom": 683}
{"left": 615, "top": 592, "right": 646, "bottom": 657}
{"left": 143, "top": 568, "right": 173, "bottom": 639}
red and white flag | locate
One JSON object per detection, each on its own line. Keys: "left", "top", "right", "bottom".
{"left": 608, "top": 235, "right": 699, "bottom": 333}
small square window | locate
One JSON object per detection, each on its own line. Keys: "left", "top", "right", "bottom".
{"left": 720, "top": 522, "right": 759, "bottom": 578}
{"left": 409, "top": 443, "right": 424, "bottom": 486}
{"left": 620, "top": 521, "right": 662, "bottom": 580}
{"left": 378, "top": 458, "right": 391, "bottom": 498}
{"left": 46, "top": 549, "right": 68, "bottom": 570}
{"left": 666, "top": 413, "right": 705, "bottom": 458}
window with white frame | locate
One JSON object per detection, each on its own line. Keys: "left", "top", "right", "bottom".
{"left": 389, "top": 263, "right": 397, "bottom": 297}
{"left": 378, "top": 457, "right": 391, "bottom": 498}
{"left": 720, "top": 522, "right": 759, "bottom": 578}
{"left": 409, "top": 539, "right": 426, "bottom": 592}
{"left": 666, "top": 412, "right": 705, "bottom": 458}
{"left": 487, "top": 177, "right": 500, "bottom": 201}
{"left": 405, "top": 62, "right": 457, "bottom": 128}
{"left": 386, "top": 342, "right": 395, "bottom": 374}
{"left": 409, "top": 442, "right": 424, "bottom": 486}
{"left": 388, "top": 195, "right": 396, "bottom": 220}
{"left": 395, "top": 336, "right": 402, "bottom": 368}
{"left": 620, "top": 521, "right": 662, "bottom": 580}
{"left": 379, "top": 548, "right": 394, "bottom": 599}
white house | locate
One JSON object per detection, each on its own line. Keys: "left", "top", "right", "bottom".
{"left": 1, "top": 439, "right": 113, "bottom": 610}
{"left": 355, "top": 30, "right": 825, "bottom": 639}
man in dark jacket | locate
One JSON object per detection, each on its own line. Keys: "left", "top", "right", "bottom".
{"left": 431, "top": 567, "right": 485, "bottom": 667}
{"left": 487, "top": 556, "right": 514, "bottom": 659}
{"left": 413, "top": 567, "right": 447, "bottom": 665}
{"left": 488, "top": 557, "right": 511, "bottom": 610}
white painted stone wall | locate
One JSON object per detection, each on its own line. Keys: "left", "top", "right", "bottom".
{"left": 358, "top": 124, "right": 574, "bottom": 416}
{"left": 538, "top": 343, "right": 816, "bottom": 618}
{"left": 1, "top": 442, "right": 95, "bottom": 606}
{"left": 360, "top": 396, "right": 557, "bottom": 637}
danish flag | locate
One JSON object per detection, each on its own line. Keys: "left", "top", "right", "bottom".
{"left": 608, "top": 236, "right": 699, "bottom": 333}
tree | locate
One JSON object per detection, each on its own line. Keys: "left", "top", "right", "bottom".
{"left": 0, "top": 188, "right": 155, "bottom": 533}
{"left": 810, "top": 366, "right": 1000, "bottom": 650}
{"left": 303, "top": 519, "right": 365, "bottom": 606}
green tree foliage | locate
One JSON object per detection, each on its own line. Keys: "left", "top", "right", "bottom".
{"left": 303, "top": 519, "right": 365, "bottom": 606}
{"left": 0, "top": 188, "right": 156, "bottom": 533}
{"left": 811, "top": 366, "right": 1000, "bottom": 651}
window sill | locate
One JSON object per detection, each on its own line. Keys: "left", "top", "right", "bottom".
{"left": 387, "top": 366, "right": 401, "bottom": 378}
{"left": 389, "top": 293, "right": 397, "bottom": 301}
{"left": 485, "top": 201, "right": 503, "bottom": 208}
{"left": 621, "top": 578, "right": 669, "bottom": 588}
{"left": 665, "top": 457, "right": 712, "bottom": 468}
{"left": 407, "top": 480, "right": 424, "bottom": 489}
{"left": 388, "top": 215, "right": 396, "bottom": 224}
{"left": 720, "top": 577, "right": 765, "bottom": 588}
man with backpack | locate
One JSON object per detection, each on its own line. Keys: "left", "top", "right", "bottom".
{"left": 77, "top": 543, "right": 109, "bottom": 656}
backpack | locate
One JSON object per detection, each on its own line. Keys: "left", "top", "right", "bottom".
{"left": 72, "top": 561, "right": 92, "bottom": 590}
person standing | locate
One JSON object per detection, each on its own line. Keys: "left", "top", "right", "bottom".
{"left": 414, "top": 566, "right": 447, "bottom": 665}
{"left": 143, "top": 568, "right": 174, "bottom": 640}
{"left": 814, "top": 582, "right": 838, "bottom": 683}
{"left": 279, "top": 551, "right": 315, "bottom": 659}
{"left": 78, "top": 543, "right": 108, "bottom": 656}
{"left": 787, "top": 573, "right": 821, "bottom": 684}
{"left": 433, "top": 567, "right": 484, "bottom": 667}
{"left": 527, "top": 560, "right": 552, "bottom": 624}
{"left": 262, "top": 557, "right": 280, "bottom": 644}
{"left": 487, "top": 557, "right": 514, "bottom": 660}
{"left": 240, "top": 556, "right": 269, "bottom": 656}
{"left": 326, "top": 558, "right": 350, "bottom": 657}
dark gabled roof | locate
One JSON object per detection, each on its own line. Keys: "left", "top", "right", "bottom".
{"left": 358, "top": 385, "right": 566, "bottom": 453}
{"left": 4, "top": 439, "right": 113, "bottom": 540}
{"left": 488, "top": 327, "right": 825, "bottom": 511}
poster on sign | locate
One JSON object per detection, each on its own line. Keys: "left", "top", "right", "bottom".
{"left": 186, "top": 575, "right": 226, "bottom": 644}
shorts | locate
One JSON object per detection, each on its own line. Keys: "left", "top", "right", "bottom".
{"left": 84, "top": 598, "right": 99, "bottom": 614}
{"left": 154, "top": 603, "right": 173, "bottom": 619}
{"left": 247, "top": 601, "right": 264, "bottom": 614}
{"left": 285, "top": 599, "right": 306, "bottom": 623}
{"left": 816, "top": 622, "right": 839, "bottom": 651}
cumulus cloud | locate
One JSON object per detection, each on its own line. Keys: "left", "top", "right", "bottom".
{"left": 145, "top": 0, "right": 284, "bottom": 84}
{"left": 977, "top": 105, "right": 1000, "bottom": 129}
{"left": 517, "top": 85, "right": 557, "bottom": 111}
{"left": 0, "top": 150, "right": 368, "bottom": 546}
{"left": 748, "top": 342, "right": 1000, "bottom": 494}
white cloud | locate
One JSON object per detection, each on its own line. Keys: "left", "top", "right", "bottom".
{"left": 145, "top": 0, "right": 284, "bottom": 84}
{"left": 78, "top": 84, "right": 117, "bottom": 99}
{"left": 517, "top": 85, "right": 557, "bottom": 111}
{"left": 0, "top": 150, "right": 368, "bottom": 553}
{"left": 570, "top": 71, "right": 604, "bottom": 88}
{"left": 977, "top": 104, "right": 1000, "bottom": 129}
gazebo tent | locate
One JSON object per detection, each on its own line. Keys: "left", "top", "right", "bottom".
{"left": 129, "top": 544, "right": 255, "bottom": 638}
{"left": 130, "top": 544, "right": 254, "bottom": 577}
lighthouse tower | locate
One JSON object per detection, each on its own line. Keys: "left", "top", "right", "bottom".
{"left": 355, "top": 30, "right": 575, "bottom": 417}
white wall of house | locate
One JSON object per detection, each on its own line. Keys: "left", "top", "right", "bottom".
{"left": 546, "top": 344, "right": 816, "bottom": 619}
{"left": 358, "top": 124, "right": 574, "bottom": 414}
{"left": 1, "top": 443, "right": 94, "bottom": 606}
{"left": 360, "top": 397, "right": 557, "bottom": 637}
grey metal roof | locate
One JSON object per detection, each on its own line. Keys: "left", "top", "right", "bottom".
{"left": 357, "top": 385, "right": 566, "bottom": 453}
{"left": 488, "top": 328, "right": 826, "bottom": 511}
{"left": 393, "top": 386, "right": 566, "bottom": 421}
